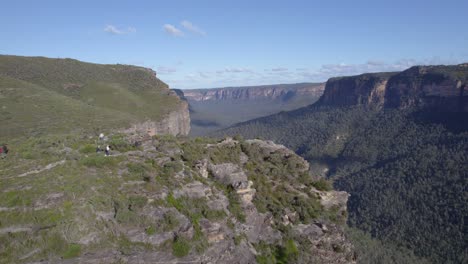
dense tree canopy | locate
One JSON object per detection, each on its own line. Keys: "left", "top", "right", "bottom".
{"left": 218, "top": 105, "right": 468, "bottom": 264}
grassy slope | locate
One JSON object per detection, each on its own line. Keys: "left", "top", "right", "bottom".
{"left": 0, "top": 55, "right": 179, "bottom": 139}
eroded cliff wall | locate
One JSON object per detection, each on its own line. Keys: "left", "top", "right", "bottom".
{"left": 183, "top": 83, "right": 325, "bottom": 102}
{"left": 317, "top": 64, "right": 468, "bottom": 111}
{"left": 124, "top": 92, "right": 191, "bottom": 136}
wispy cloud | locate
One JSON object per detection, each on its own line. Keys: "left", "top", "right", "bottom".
{"left": 198, "top": 72, "right": 210, "bottom": 78}
{"left": 223, "top": 67, "right": 253, "bottom": 73}
{"left": 157, "top": 66, "right": 177, "bottom": 75}
{"left": 270, "top": 67, "right": 289, "bottom": 72}
{"left": 163, "top": 24, "right": 184, "bottom": 37}
{"left": 296, "top": 61, "right": 402, "bottom": 80}
{"left": 181, "top": 20, "right": 206, "bottom": 36}
{"left": 164, "top": 57, "right": 466, "bottom": 89}
{"left": 104, "top": 25, "right": 136, "bottom": 35}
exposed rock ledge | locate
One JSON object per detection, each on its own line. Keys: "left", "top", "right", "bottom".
{"left": 123, "top": 98, "right": 191, "bottom": 136}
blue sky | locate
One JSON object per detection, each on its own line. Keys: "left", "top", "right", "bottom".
{"left": 1, "top": 0, "right": 468, "bottom": 89}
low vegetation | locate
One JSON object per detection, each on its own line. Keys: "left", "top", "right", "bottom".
{"left": 0, "top": 131, "right": 350, "bottom": 263}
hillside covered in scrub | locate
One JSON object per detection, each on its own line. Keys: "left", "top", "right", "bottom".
{"left": 0, "top": 55, "right": 190, "bottom": 139}
{"left": 0, "top": 134, "right": 355, "bottom": 263}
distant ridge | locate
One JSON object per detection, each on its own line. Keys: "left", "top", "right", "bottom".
{"left": 183, "top": 82, "right": 324, "bottom": 101}
{"left": 182, "top": 83, "right": 325, "bottom": 136}
{"left": 0, "top": 55, "right": 190, "bottom": 138}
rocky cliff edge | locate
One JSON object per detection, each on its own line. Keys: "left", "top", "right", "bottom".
{"left": 0, "top": 135, "right": 354, "bottom": 263}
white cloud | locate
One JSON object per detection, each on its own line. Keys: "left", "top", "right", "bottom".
{"left": 163, "top": 24, "right": 184, "bottom": 37}
{"left": 181, "top": 20, "right": 206, "bottom": 36}
{"left": 104, "top": 25, "right": 136, "bottom": 35}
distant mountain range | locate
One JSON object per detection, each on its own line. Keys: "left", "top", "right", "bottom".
{"left": 182, "top": 83, "right": 325, "bottom": 136}
{"left": 217, "top": 63, "right": 468, "bottom": 263}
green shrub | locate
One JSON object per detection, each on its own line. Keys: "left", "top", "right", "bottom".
{"left": 63, "top": 243, "right": 81, "bottom": 259}
{"left": 281, "top": 239, "right": 299, "bottom": 260}
{"left": 161, "top": 161, "right": 183, "bottom": 177}
{"left": 311, "top": 178, "right": 333, "bottom": 191}
{"left": 181, "top": 141, "right": 205, "bottom": 166}
{"left": 115, "top": 209, "right": 138, "bottom": 224}
{"left": 2, "top": 191, "right": 32, "bottom": 207}
{"left": 234, "top": 233, "right": 247, "bottom": 245}
{"left": 79, "top": 144, "right": 96, "bottom": 154}
{"left": 80, "top": 155, "right": 119, "bottom": 167}
{"left": 128, "top": 196, "right": 147, "bottom": 210}
{"left": 166, "top": 193, "right": 184, "bottom": 212}
{"left": 109, "top": 134, "right": 135, "bottom": 152}
{"left": 172, "top": 236, "right": 190, "bottom": 257}
{"left": 254, "top": 240, "right": 299, "bottom": 264}
{"left": 145, "top": 226, "right": 156, "bottom": 235}
{"left": 127, "top": 163, "right": 150, "bottom": 181}
{"left": 208, "top": 144, "right": 242, "bottom": 164}
{"left": 226, "top": 218, "right": 235, "bottom": 230}
{"left": 202, "top": 209, "right": 226, "bottom": 221}
{"left": 21, "top": 150, "right": 36, "bottom": 159}
{"left": 161, "top": 212, "right": 179, "bottom": 231}
{"left": 226, "top": 187, "right": 246, "bottom": 223}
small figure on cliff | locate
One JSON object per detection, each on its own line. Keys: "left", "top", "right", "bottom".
{"left": 0, "top": 144, "right": 8, "bottom": 159}
{"left": 96, "top": 145, "right": 102, "bottom": 153}
{"left": 105, "top": 145, "right": 111, "bottom": 156}
{"left": 99, "top": 133, "right": 105, "bottom": 141}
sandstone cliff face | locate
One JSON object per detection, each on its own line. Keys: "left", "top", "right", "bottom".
{"left": 183, "top": 83, "right": 325, "bottom": 102}
{"left": 124, "top": 91, "right": 191, "bottom": 136}
{"left": 318, "top": 73, "right": 396, "bottom": 108}
{"left": 318, "top": 64, "right": 468, "bottom": 111}
{"left": 384, "top": 65, "right": 468, "bottom": 111}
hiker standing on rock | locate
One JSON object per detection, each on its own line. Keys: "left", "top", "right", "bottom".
{"left": 105, "top": 145, "right": 111, "bottom": 156}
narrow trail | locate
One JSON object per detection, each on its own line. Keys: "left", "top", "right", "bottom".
{"left": 1, "top": 160, "right": 66, "bottom": 180}
{"left": 0, "top": 160, "right": 36, "bottom": 174}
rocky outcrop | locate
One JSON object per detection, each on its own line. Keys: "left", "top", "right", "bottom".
{"left": 3, "top": 132, "right": 355, "bottom": 263}
{"left": 318, "top": 72, "right": 396, "bottom": 108}
{"left": 317, "top": 63, "right": 468, "bottom": 112}
{"left": 384, "top": 65, "right": 468, "bottom": 111}
{"left": 183, "top": 83, "right": 325, "bottom": 102}
{"left": 123, "top": 96, "right": 191, "bottom": 136}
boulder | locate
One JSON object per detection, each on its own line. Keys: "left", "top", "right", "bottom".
{"left": 208, "top": 163, "right": 249, "bottom": 190}
{"left": 173, "top": 181, "right": 212, "bottom": 199}
{"left": 195, "top": 158, "right": 209, "bottom": 178}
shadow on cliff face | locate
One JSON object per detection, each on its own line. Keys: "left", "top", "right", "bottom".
{"left": 411, "top": 110, "right": 468, "bottom": 134}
